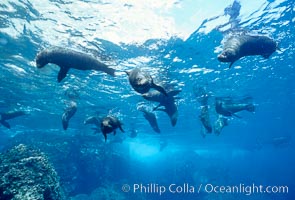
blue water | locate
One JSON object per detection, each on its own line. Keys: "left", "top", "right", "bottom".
{"left": 1, "top": 0, "right": 294, "bottom": 199}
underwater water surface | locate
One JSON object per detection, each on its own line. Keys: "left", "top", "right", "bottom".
{"left": 0, "top": 0, "right": 294, "bottom": 199}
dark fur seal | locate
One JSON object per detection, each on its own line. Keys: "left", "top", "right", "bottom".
{"left": 0, "top": 110, "right": 26, "bottom": 129}
{"left": 36, "top": 47, "right": 115, "bottom": 82}
{"left": 142, "top": 90, "right": 180, "bottom": 126}
{"left": 196, "top": 88, "right": 212, "bottom": 134}
{"left": 138, "top": 106, "right": 160, "bottom": 133}
{"left": 218, "top": 34, "right": 277, "bottom": 68}
{"left": 125, "top": 68, "right": 167, "bottom": 96}
{"left": 214, "top": 115, "right": 228, "bottom": 135}
{"left": 62, "top": 101, "right": 77, "bottom": 130}
{"left": 199, "top": 104, "right": 212, "bottom": 134}
{"left": 215, "top": 96, "right": 255, "bottom": 118}
{"left": 100, "top": 116, "right": 124, "bottom": 142}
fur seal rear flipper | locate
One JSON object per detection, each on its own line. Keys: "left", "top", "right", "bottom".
{"left": 62, "top": 101, "right": 77, "bottom": 130}
{"left": 36, "top": 47, "right": 115, "bottom": 82}
{"left": 142, "top": 90, "right": 180, "bottom": 126}
{"left": 0, "top": 111, "right": 26, "bottom": 129}
{"left": 138, "top": 106, "right": 161, "bottom": 133}
{"left": 218, "top": 34, "right": 277, "bottom": 68}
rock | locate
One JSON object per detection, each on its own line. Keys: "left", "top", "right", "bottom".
{"left": 0, "top": 144, "right": 65, "bottom": 200}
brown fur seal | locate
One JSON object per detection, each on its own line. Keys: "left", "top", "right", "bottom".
{"left": 36, "top": 47, "right": 115, "bottom": 82}
{"left": 215, "top": 96, "right": 255, "bottom": 118}
{"left": 100, "top": 116, "right": 124, "bottom": 142}
{"left": 218, "top": 34, "right": 277, "bottom": 68}
{"left": 62, "top": 101, "right": 77, "bottom": 130}
{"left": 125, "top": 68, "right": 167, "bottom": 96}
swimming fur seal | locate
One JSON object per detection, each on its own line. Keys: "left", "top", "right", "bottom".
{"left": 62, "top": 101, "right": 77, "bottom": 130}
{"left": 199, "top": 104, "right": 212, "bottom": 134}
{"left": 125, "top": 68, "right": 167, "bottom": 96}
{"left": 218, "top": 34, "right": 277, "bottom": 68}
{"left": 0, "top": 110, "right": 26, "bottom": 129}
{"left": 138, "top": 106, "right": 160, "bottom": 133}
{"left": 142, "top": 90, "right": 181, "bottom": 126}
{"left": 215, "top": 96, "right": 255, "bottom": 118}
{"left": 196, "top": 89, "right": 212, "bottom": 134}
{"left": 84, "top": 116, "right": 100, "bottom": 127}
{"left": 100, "top": 116, "right": 124, "bottom": 142}
{"left": 36, "top": 47, "right": 115, "bottom": 82}
{"left": 214, "top": 115, "right": 228, "bottom": 135}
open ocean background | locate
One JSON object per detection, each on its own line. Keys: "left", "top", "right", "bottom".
{"left": 0, "top": 0, "right": 294, "bottom": 199}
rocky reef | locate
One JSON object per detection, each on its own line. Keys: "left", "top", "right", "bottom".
{"left": 4, "top": 131, "right": 130, "bottom": 197}
{"left": 0, "top": 144, "right": 65, "bottom": 200}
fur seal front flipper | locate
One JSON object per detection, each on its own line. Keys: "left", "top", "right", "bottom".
{"left": 119, "top": 125, "right": 125, "bottom": 133}
{"left": 58, "top": 67, "right": 70, "bottom": 83}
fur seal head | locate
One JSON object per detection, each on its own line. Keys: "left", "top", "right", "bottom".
{"left": 217, "top": 48, "right": 237, "bottom": 63}
{"left": 36, "top": 49, "right": 50, "bottom": 68}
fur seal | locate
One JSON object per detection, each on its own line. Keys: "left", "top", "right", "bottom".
{"left": 36, "top": 47, "right": 115, "bottom": 82}
{"left": 100, "top": 116, "right": 124, "bottom": 142}
{"left": 213, "top": 115, "right": 228, "bottom": 135}
{"left": 138, "top": 106, "right": 160, "bottom": 133}
{"left": 218, "top": 34, "right": 277, "bottom": 68}
{"left": 271, "top": 136, "right": 291, "bottom": 148}
{"left": 62, "top": 101, "right": 77, "bottom": 130}
{"left": 199, "top": 104, "right": 212, "bottom": 134}
{"left": 142, "top": 90, "right": 180, "bottom": 126}
{"left": 215, "top": 96, "right": 255, "bottom": 118}
{"left": 84, "top": 116, "right": 101, "bottom": 134}
{"left": 0, "top": 110, "right": 26, "bottom": 129}
{"left": 196, "top": 89, "right": 212, "bottom": 134}
{"left": 84, "top": 116, "right": 100, "bottom": 127}
{"left": 125, "top": 68, "right": 167, "bottom": 96}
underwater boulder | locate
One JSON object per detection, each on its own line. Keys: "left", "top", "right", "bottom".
{"left": 0, "top": 144, "right": 65, "bottom": 200}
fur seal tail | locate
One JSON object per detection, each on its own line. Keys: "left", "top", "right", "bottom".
{"left": 101, "top": 65, "right": 115, "bottom": 77}
{"left": 0, "top": 120, "right": 10, "bottom": 129}
{"left": 78, "top": 59, "right": 115, "bottom": 77}
{"left": 246, "top": 104, "right": 255, "bottom": 112}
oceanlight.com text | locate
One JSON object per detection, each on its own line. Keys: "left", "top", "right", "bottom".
{"left": 204, "top": 183, "right": 288, "bottom": 195}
